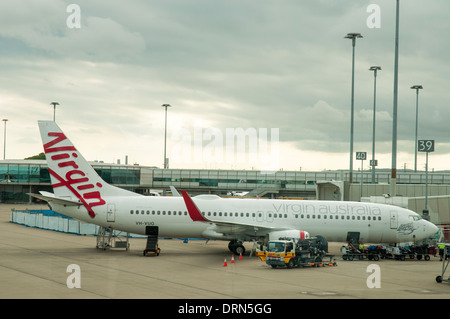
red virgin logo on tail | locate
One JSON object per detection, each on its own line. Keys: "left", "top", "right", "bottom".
{"left": 44, "top": 132, "right": 106, "bottom": 218}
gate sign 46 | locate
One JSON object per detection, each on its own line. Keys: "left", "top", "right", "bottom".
{"left": 418, "top": 140, "right": 435, "bottom": 152}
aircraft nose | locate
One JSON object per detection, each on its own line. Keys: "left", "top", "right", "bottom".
{"left": 425, "top": 221, "right": 439, "bottom": 237}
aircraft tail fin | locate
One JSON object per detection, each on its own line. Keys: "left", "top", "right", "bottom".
{"left": 38, "top": 121, "right": 140, "bottom": 217}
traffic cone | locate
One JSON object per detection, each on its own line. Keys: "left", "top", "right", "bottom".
{"left": 239, "top": 253, "right": 243, "bottom": 260}
{"left": 231, "top": 254, "right": 235, "bottom": 263}
{"left": 223, "top": 258, "right": 228, "bottom": 267}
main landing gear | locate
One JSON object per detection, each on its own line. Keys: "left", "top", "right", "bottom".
{"left": 228, "top": 240, "right": 246, "bottom": 255}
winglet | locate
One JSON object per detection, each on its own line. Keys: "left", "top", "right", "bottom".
{"left": 181, "top": 190, "right": 209, "bottom": 222}
{"left": 170, "top": 186, "right": 181, "bottom": 197}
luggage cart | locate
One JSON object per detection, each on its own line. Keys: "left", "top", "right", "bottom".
{"left": 412, "top": 244, "right": 436, "bottom": 261}
{"left": 341, "top": 243, "right": 381, "bottom": 261}
{"left": 436, "top": 243, "right": 450, "bottom": 283}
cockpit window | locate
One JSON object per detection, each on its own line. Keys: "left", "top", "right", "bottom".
{"left": 409, "top": 215, "right": 421, "bottom": 221}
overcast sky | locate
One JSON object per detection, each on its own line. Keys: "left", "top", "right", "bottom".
{"left": 0, "top": 0, "right": 449, "bottom": 172}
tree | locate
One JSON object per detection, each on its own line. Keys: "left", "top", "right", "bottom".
{"left": 24, "top": 152, "right": 46, "bottom": 160}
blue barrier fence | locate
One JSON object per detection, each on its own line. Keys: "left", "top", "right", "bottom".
{"left": 10, "top": 209, "right": 145, "bottom": 238}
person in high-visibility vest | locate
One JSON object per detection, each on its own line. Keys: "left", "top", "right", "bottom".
{"left": 359, "top": 242, "right": 364, "bottom": 253}
{"left": 438, "top": 244, "right": 445, "bottom": 261}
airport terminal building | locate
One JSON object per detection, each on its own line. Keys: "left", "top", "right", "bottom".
{"left": 1, "top": 159, "right": 324, "bottom": 201}
{"left": 3, "top": 158, "right": 450, "bottom": 201}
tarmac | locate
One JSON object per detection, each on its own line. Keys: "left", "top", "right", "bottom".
{"left": 1, "top": 203, "right": 449, "bottom": 300}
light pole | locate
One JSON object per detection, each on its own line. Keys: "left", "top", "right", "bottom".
{"left": 345, "top": 32, "right": 363, "bottom": 183}
{"left": 411, "top": 85, "right": 423, "bottom": 172}
{"left": 161, "top": 104, "right": 171, "bottom": 169}
{"left": 391, "top": 0, "right": 400, "bottom": 196}
{"left": 2, "top": 119, "right": 7, "bottom": 160}
{"left": 369, "top": 66, "right": 381, "bottom": 183}
{"left": 50, "top": 102, "right": 60, "bottom": 122}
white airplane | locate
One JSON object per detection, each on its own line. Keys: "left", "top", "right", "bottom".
{"left": 30, "top": 120, "right": 439, "bottom": 255}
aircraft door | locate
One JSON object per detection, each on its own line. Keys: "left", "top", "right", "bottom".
{"left": 390, "top": 211, "right": 398, "bottom": 229}
{"left": 107, "top": 204, "right": 116, "bottom": 222}
{"left": 346, "top": 232, "right": 360, "bottom": 244}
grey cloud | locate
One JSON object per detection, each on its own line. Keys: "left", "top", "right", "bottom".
{"left": 0, "top": 0, "right": 449, "bottom": 169}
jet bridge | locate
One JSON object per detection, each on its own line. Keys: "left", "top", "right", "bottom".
{"left": 316, "top": 181, "right": 349, "bottom": 201}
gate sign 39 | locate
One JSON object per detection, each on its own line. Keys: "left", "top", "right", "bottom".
{"left": 418, "top": 140, "right": 435, "bottom": 153}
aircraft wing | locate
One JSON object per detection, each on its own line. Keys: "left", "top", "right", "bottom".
{"left": 181, "top": 190, "right": 291, "bottom": 237}
{"left": 28, "top": 191, "right": 83, "bottom": 207}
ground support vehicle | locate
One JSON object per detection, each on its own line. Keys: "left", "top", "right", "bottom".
{"left": 257, "top": 235, "right": 337, "bottom": 269}
{"left": 143, "top": 226, "right": 161, "bottom": 256}
{"left": 436, "top": 243, "right": 450, "bottom": 283}
{"left": 380, "top": 245, "right": 436, "bottom": 261}
{"left": 380, "top": 246, "right": 409, "bottom": 261}
{"left": 341, "top": 244, "right": 382, "bottom": 261}
{"left": 411, "top": 244, "right": 437, "bottom": 261}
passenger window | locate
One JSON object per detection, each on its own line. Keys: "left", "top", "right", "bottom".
{"left": 130, "top": 210, "right": 134, "bottom": 214}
